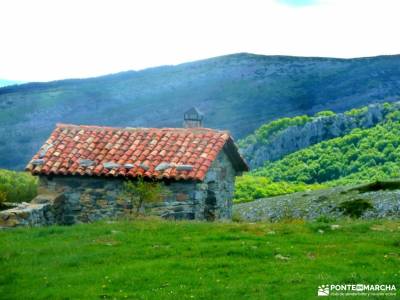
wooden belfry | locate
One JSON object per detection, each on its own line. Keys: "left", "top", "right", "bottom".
{"left": 183, "top": 107, "right": 204, "bottom": 128}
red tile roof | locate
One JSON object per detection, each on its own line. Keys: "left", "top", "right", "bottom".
{"left": 26, "top": 124, "right": 248, "bottom": 181}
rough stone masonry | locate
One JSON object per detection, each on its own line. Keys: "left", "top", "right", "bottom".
{"left": 1, "top": 150, "right": 237, "bottom": 228}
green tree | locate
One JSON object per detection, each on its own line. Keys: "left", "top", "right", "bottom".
{"left": 315, "top": 110, "right": 335, "bottom": 117}
{"left": 121, "top": 177, "right": 170, "bottom": 215}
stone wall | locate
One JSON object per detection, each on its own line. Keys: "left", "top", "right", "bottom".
{"left": 203, "top": 150, "right": 236, "bottom": 220}
{"left": 28, "top": 149, "right": 238, "bottom": 225}
{"left": 0, "top": 193, "right": 65, "bottom": 228}
{"left": 0, "top": 202, "right": 54, "bottom": 228}
{"left": 0, "top": 150, "right": 238, "bottom": 228}
{"left": 37, "top": 176, "right": 203, "bottom": 224}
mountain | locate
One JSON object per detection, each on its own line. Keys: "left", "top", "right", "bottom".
{"left": 251, "top": 105, "right": 400, "bottom": 185}
{"left": 235, "top": 102, "right": 400, "bottom": 202}
{"left": 0, "top": 79, "right": 24, "bottom": 88}
{"left": 240, "top": 102, "right": 400, "bottom": 169}
{"left": 1, "top": 53, "right": 400, "bottom": 170}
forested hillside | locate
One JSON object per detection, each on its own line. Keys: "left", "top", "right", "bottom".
{"left": 240, "top": 101, "right": 400, "bottom": 168}
{"left": 235, "top": 102, "right": 400, "bottom": 202}
{"left": 254, "top": 117, "right": 400, "bottom": 185}
{"left": 1, "top": 53, "right": 400, "bottom": 170}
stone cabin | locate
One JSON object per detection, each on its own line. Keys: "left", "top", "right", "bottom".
{"left": 23, "top": 108, "right": 249, "bottom": 225}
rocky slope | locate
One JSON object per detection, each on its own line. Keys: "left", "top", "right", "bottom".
{"left": 233, "top": 180, "right": 400, "bottom": 221}
{"left": 241, "top": 102, "right": 400, "bottom": 169}
{"left": 1, "top": 53, "right": 400, "bottom": 170}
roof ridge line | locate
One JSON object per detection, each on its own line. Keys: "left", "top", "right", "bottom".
{"left": 56, "top": 123, "right": 230, "bottom": 134}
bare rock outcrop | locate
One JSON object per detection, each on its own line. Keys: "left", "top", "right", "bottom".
{"left": 241, "top": 102, "right": 400, "bottom": 169}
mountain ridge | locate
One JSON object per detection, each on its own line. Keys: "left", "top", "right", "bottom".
{"left": 240, "top": 101, "right": 400, "bottom": 169}
{"left": 0, "top": 79, "right": 24, "bottom": 88}
{"left": 3, "top": 52, "right": 399, "bottom": 92}
{"left": 1, "top": 53, "right": 400, "bottom": 170}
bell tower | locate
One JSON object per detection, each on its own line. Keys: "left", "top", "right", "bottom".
{"left": 183, "top": 107, "right": 204, "bottom": 128}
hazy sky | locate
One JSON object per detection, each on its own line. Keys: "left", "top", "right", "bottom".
{"left": 1, "top": 0, "right": 399, "bottom": 81}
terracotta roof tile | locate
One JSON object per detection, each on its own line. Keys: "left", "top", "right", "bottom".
{"left": 26, "top": 123, "right": 248, "bottom": 181}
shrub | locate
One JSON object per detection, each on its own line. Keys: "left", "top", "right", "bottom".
{"left": 231, "top": 211, "right": 245, "bottom": 223}
{"left": 238, "top": 115, "right": 312, "bottom": 148}
{"left": 0, "top": 190, "right": 7, "bottom": 208}
{"left": 234, "top": 175, "right": 325, "bottom": 203}
{"left": 256, "top": 115, "right": 312, "bottom": 142}
{"left": 315, "top": 215, "right": 335, "bottom": 223}
{"left": 344, "top": 106, "right": 368, "bottom": 117}
{"left": 308, "top": 222, "right": 331, "bottom": 233}
{"left": 0, "top": 169, "right": 37, "bottom": 203}
{"left": 121, "top": 177, "right": 170, "bottom": 215}
{"left": 338, "top": 199, "right": 373, "bottom": 218}
{"left": 315, "top": 110, "right": 336, "bottom": 117}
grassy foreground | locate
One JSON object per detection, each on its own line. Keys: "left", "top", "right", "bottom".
{"left": 1, "top": 219, "right": 399, "bottom": 299}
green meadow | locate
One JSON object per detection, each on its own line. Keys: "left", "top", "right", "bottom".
{"left": 1, "top": 219, "right": 399, "bottom": 299}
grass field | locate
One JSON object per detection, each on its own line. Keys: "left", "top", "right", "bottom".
{"left": 1, "top": 219, "right": 399, "bottom": 299}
